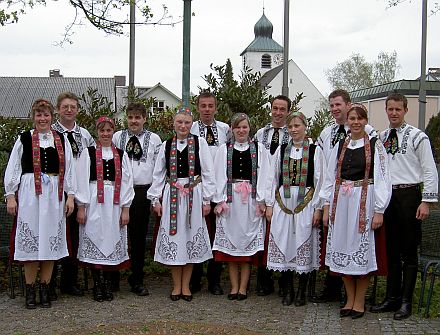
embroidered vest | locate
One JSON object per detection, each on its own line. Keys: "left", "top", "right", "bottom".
{"left": 337, "top": 137, "right": 377, "bottom": 180}
{"left": 87, "top": 146, "right": 124, "bottom": 181}
{"left": 165, "top": 136, "right": 201, "bottom": 178}
{"left": 278, "top": 143, "right": 315, "bottom": 188}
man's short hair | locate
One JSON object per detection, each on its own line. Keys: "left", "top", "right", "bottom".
{"left": 196, "top": 91, "right": 217, "bottom": 108}
{"left": 328, "top": 89, "right": 351, "bottom": 104}
{"left": 386, "top": 93, "right": 408, "bottom": 109}
{"left": 57, "top": 92, "right": 79, "bottom": 109}
{"left": 126, "top": 102, "right": 147, "bottom": 117}
{"left": 271, "top": 95, "right": 292, "bottom": 111}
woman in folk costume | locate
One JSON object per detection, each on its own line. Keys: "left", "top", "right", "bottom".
{"left": 320, "top": 105, "right": 392, "bottom": 319}
{"left": 76, "top": 116, "right": 134, "bottom": 302}
{"left": 5, "top": 99, "right": 75, "bottom": 309}
{"left": 212, "top": 113, "right": 271, "bottom": 301}
{"left": 147, "top": 108, "right": 215, "bottom": 302}
{"left": 266, "top": 112, "right": 323, "bottom": 306}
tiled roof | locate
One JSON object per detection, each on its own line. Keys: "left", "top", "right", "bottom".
{"left": 0, "top": 77, "right": 116, "bottom": 118}
{"left": 350, "top": 79, "right": 440, "bottom": 102}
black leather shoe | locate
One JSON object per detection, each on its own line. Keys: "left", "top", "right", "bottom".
{"left": 237, "top": 293, "right": 247, "bottom": 301}
{"left": 131, "top": 285, "right": 150, "bottom": 296}
{"left": 257, "top": 286, "right": 275, "bottom": 296}
{"left": 93, "top": 286, "right": 104, "bottom": 302}
{"left": 25, "top": 284, "right": 37, "bottom": 309}
{"left": 394, "top": 302, "right": 412, "bottom": 320}
{"left": 39, "top": 283, "right": 51, "bottom": 308}
{"left": 209, "top": 284, "right": 224, "bottom": 295}
{"left": 370, "top": 298, "right": 401, "bottom": 313}
{"left": 49, "top": 284, "right": 58, "bottom": 301}
{"left": 189, "top": 283, "right": 201, "bottom": 293}
{"left": 61, "top": 285, "right": 84, "bottom": 296}
{"left": 340, "top": 308, "right": 352, "bottom": 317}
{"left": 351, "top": 310, "right": 365, "bottom": 319}
{"left": 170, "top": 294, "right": 180, "bottom": 301}
{"left": 227, "top": 293, "right": 238, "bottom": 300}
{"left": 181, "top": 294, "right": 193, "bottom": 302}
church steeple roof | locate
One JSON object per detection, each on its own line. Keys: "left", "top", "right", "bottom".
{"left": 240, "top": 13, "right": 283, "bottom": 56}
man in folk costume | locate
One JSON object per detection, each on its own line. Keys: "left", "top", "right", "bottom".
{"left": 113, "top": 103, "right": 162, "bottom": 296}
{"left": 189, "top": 92, "right": 229, "bottom": 295}
{"left": 370, "top": 93, "right": 438, "bottom": 320}
{"left": 254, "top": 95, "right": 291, "bottom": 296}
{"left": 313, "top": 89, "right": 378, "bottom": 304}
{"left": 50, "top": 92, "right": 95, "bottom": 298}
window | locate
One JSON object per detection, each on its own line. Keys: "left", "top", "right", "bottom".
{"left": 153, "top": 100, "right": 165, "bottom": 112}
{"left": 261, "top": 54, "right": 272, "bottom": 69}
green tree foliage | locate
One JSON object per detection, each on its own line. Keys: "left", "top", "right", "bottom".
{"left": 77, "top": 87, "right": 121, "bottom": 137}
{"left": 197, "top": 59, "right": 273, "bottom": 134}
{"left": 325, "top": 51, "right": 399, "bottom": 92}
{"left": 425, "top": 113, "right": 440, "bottom": 163}
{"left": 307, "top": 108, "right": 334, "bottom": 142}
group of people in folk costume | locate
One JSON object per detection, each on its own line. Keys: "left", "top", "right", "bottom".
{"left": 5, "top": 90, "right": 437, "bottom": 321}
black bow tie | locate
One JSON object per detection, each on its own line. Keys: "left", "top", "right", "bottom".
{"left": 126, "top": 136, "right": 143, "bottom": 160}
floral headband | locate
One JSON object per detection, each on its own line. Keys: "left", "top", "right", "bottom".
{"left": 175, "top": 107, "right": 193, "bottom": 117}
{"left": 288, "top": 111, "right": 308, "bottom": 127}
{"left": 96, "top": 116, "right": 115, "bottom": 129}
{"left": 349, "top": 103, "right": 368, "bottom": 113}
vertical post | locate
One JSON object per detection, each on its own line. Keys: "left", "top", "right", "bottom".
{"left": 128, "top": 0, "right": 136, "bottom": 101}
{"left": 282, "top": 0, "right": 290, "bottom": 97}
{"left": 182, "top": 0, "right": 192, "bottom": 107}
{"left": 419, "top": 0, "right": 428, "bottom": 131}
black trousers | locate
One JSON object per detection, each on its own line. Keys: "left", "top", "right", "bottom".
{"left": 57, "top": 204, "right": 80, "bottom": 289}
{"left": 384, "top": 185, "right": 421, "bottom": 297}
{"left": 191, "top": 203, "right": 222, "bottom": 288}
{"left": 127, "top": 185, "right": 151, "bottom": 287}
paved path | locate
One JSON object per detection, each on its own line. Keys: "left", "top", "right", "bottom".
{"left": 1, "top": 275, "right": 439, "bottom": 334}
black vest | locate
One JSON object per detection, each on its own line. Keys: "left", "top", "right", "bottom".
{"left": 337, "top": 137, "right": 377, "bottom": 180}
{"left": 20, "top": 130, "right": 65, "bottom": 174}
{"left": 230, "top": 142, "right": 258, "bottom": 180}
{"left": 278, "top": 143, "right": 315, "bottom": 188}
{"left": 87, "top": 147, "right": 124, "bottom": 181}
{"left": 165, "top": 136, "right": 201, "bottom": 178}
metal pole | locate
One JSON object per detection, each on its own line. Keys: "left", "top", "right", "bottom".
{"left": 128, "top": 0, "right": 136, "bottom": 101}
{"left": 282, "top": 0, "right": 290, "bottom": 97}
{"left": 182, "top": 0, "right": 192, "bottom": 107}
{"left": 419, "top": 0, "right": 428, "bottom": 131}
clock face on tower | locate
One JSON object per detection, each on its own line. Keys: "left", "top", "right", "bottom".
{"left": 273, "top": 53, "right": 283, "bottom": 65}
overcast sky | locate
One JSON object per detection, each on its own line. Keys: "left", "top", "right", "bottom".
{"left": 1, "top": 0, "right": 439, "bottom": 99}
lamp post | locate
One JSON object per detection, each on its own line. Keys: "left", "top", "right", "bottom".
{"left": 182, "top": 0, "right": 192, "bottom": 107}
{"left": 418, "top": 0, "right": 428, "bottom": 131}
{"left": 128, "top": 0, "right": 136, "bottom": 101}
{"left": 282, "top": 0, "right": 290, "bottom": 97}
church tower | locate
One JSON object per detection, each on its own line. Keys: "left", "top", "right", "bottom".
{"left": 240, "top": 12, "right": 284, "bottom": 75}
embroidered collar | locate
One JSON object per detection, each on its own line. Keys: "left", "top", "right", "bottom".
{"left": 198, "top": 120, "right": 219, "bottom": 146}
{"left": 127, "top": 129, "right": 146, "bottom": 138}
{"left": 395, "top": 122, "right": 407, "bottom": 133}
{"left": 262, "top": 123, "right": 289, "bottom": 150}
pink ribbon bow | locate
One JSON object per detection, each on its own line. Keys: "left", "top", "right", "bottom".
{"left": 234, "top": 181, "right": 252, "bottom": 204}
{"left": 174, "top": 182, "right": 190, "bottom": 197}
{"left": 341, "top": 181, "right": 354, "bottom": 196}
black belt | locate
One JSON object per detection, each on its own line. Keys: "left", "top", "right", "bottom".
{"left": 134, "top": 184, "right": 151, "bottom": 189}
{"left": 392, "top": 183, "right": 420, "bottom": 190}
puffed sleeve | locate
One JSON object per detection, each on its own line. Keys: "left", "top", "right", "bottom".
{"left": 146, "top": 141, "right": 167, "bottom": 203}
{"left": 75, "top": 148, "right": 91, "bottom": 205}
{"left": 212, "top": 144, "right": 228, "bottom": 204}
{"left": 266, "top": 146, "right": 282, "bottom": 206}
{"left": 319, "top": 143, "right": 339, "bottom": 204}
{"left": 63, "top": 138, "right": 76, "bottom": 195}
{"left": 199, "top": 137, "right": 216, "bottom": 202}
{"left": 311, "top": 145, "right": 325, "bottom": 209}
{"left": 256, "top": 142, "right": 271, "bottom": 204}
{"left": 373, "top": 139, "right": 392, "bottom": 213}
{"left": 120, "top": 151, "right": 135, "bottom": 207}
{"left": 4, "top": 138, "right": 23, "bottom": 196}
